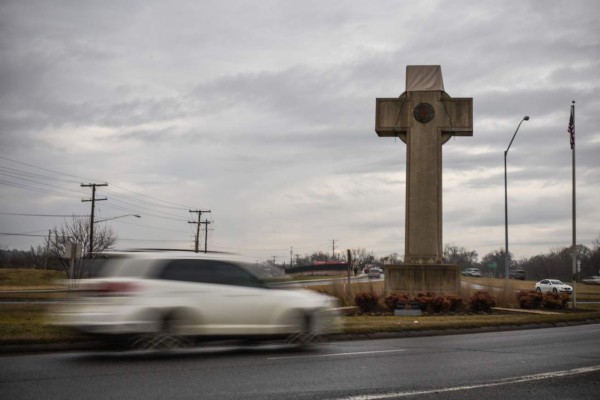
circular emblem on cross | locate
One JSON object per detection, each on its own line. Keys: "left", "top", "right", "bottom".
{"left": 413, "top": 103, "right": 435, "bottom": 124}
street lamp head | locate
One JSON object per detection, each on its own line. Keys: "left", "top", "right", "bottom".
{"left": 523, "top": 116, "right": 530, "bottom": 121}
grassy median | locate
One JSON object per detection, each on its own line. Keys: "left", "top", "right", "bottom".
{"left": 1, "top": 269, "right": 600, "bottom": 348}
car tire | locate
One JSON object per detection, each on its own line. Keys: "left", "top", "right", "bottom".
{"left": 286, "top": 311, "right": 319, "bottom": 348}
{"left": 130, "top": 313, "right": 191, "bottom": 351}
{"left": 536, "top": 287, "right": 542, "bottom": 292}
{"left": 552, "top": 288, "right": 558, "bottom": 294}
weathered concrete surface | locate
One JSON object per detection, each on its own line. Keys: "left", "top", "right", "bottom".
{"left": 383, "top": 264, "right": 461, "bottom": 295}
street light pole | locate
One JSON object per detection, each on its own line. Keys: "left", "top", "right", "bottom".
{"left": 504, "top": 116, "right": 529, "bottom": 285}
{"left": 94, "top": 214, "right": 141, "bottom": 224}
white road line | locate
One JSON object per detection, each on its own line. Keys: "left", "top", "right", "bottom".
{"left": 337, "top": 364, "right": 600, "bottom": 400}
{"left": 267, "top": 349, "right": 406, "bottom": 360}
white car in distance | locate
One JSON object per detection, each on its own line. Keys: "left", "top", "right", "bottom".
{"left": 534, "top": 279, "right": 573, "bottom": 294}
{"left": 367, "top": 267, "right": 383, "bottom": 279}
{"left": 54, "top": 251, "right": 340, "bottom": 350}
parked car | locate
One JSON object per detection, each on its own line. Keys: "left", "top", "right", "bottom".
{"left": 362, "top": 265, "right": 376, "bottom": 274}
{"left": 367, "top": 267, "right": 383, "bottom": 279}
{"left": 53, "top": 251, "right": 340, "bottom": 350}
{"left": 581, "top": 276, "right": 600, "bottom": 285}
{"left": 509, "top": 269, "right": 526, "bottom": 280}
{"left": 461, "top": 268, "right": 482, "bottom": 277}
{"left": 535, "top": 279, "right": 573, "bottom": 294}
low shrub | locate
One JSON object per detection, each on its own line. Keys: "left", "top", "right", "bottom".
{"left": 542, "top": 292, "right": 570, "bottom": 309}
{"left": 354, "top": 292, "right": 380, "bottom": 313}
{"left": 517, "top": 290, "right": 543, "bottom": 309}
{"left": 413, "top": 292, "right": 463, "bottom": 314}
{"left": 384, "top": 293, "right": 410, "bottom": 311}
{"left": 446, "top": 295, "right": 464, "bottom": 312}
{"left": 469, "top": 291, "right": 496, "bottom": 313}
{"left": 414, "top": 292, "right": 435, "bottom": 313}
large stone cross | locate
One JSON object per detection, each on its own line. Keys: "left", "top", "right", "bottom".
{"left": 375, "top": 65, "right": 473, "bottom": 265}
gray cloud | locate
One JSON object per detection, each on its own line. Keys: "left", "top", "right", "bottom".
{"left": 1, "top": 0, "right": 599, "bottom": 261}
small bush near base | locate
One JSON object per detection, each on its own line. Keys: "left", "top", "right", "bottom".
{"left": 517, "top": 290, "right": 543, "bottom": 309}
{"left": 446, "top": 295, "right": 464, "bottom": 312}
{"left": 469, "top": 291, "right": 496, "bottom": 313}
{"left": 412, "top": 292, "right": 463, "bottom": 314}
{"left": 354, "top": 292, "right": 380, "bottom": 313}
{"left": 543, "top": 292, "right": 570, "bottom": 309}
{"left": 384, "top": 293, "right": 410, "bottom": 310}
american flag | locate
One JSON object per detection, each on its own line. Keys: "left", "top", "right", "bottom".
{"left": 568, "top": 105, "right": 575, "bottom": 150}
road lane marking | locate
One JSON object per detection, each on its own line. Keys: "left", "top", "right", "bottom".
{"left": 336, "top": 364, "right": 600, "bottom": 399}
{"left": 267, "top": 349, "right": 406, "bottom": 360}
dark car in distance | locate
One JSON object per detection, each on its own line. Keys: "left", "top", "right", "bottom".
{"left": 509, "top": 269, "right": 526, "bottom": 280}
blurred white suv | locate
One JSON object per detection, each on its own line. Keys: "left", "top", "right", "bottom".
{"left": 54, "top": 251, "right": 340, "bottom": 349}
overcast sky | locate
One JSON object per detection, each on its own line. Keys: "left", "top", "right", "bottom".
{"left": 1, "top": 0, "right": 599, "bottom": 264}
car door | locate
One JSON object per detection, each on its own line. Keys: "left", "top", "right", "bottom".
{"left": 200, "top": 261, "right": 281, "bottom": 335}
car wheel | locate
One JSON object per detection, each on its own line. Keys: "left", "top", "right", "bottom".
{"left": 130, "top": 314, "right": 191, "bottom": 351}
{"left": 552, "top": 288, "right": 558, "bottom": 294}
{"left": 286, "top": 311, "right": 319, "bottom": 349}
{"left": 536, "top": 287, "right": 541, "bottom": 292}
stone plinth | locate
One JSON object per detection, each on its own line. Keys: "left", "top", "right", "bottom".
{"left": 383, "top": 264, "right": 461, "bottom": 296}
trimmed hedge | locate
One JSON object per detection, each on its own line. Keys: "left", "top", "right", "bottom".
{"left": 517, "top": 290, "right": 570, "bottom": 310}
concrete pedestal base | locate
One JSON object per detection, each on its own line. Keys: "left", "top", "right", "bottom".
{"left": 383, "top": 264, "right": 461, "bottom": 296}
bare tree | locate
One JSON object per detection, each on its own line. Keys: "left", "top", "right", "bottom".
{"left": 442, "top": 243, "right": 478, "bottom": 268}
{"left": 379, "top": 252, "right": 402, "bottom": 265}
{"left": 350, "top": 248, "right": 376, "bottom": 268}
{"left": 44, "top": 217, "right": 116, "bottom": 279}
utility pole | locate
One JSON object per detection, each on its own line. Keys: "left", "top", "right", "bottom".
{"left": 188, "top": 210, "right": 211, "bottom": 253}
{"left": 44, "top": 229, "right": 51, "bottom": 270}
{"left": 290, "top": 247, "right": 293, "bottom": 267}
{"left": 81, "top": 183, "right": 108, "bottom": 257}
{"left": 332, "top": 239, "right": 337, "bottom": 261}
{"left": 200, "top": 220, "right": 211, "bottom": 253}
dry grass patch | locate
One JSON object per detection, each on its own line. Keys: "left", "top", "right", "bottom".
{"left": 343, "top": 309, "right": 600, "bottom": 334}
{"left": 0, "top": 304, "right": 80, "bottom": 345}
{"left": 311, "top": 280, "right": 385, "bottom": 307}
{"left": 0, "top": 269, "right": 66, "bottom": 289}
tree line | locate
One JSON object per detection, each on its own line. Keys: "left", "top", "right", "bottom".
{"left": 1, "top": 217, "right": 599, "bottom": 282}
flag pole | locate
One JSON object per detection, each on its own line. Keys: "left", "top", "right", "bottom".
{"left": 570, "top": 100, "right": 577, "bottom": 308}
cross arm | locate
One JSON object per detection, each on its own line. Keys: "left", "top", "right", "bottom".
{"left": 439, "top": 97, "right": 473, "bottom": 136}
{"left": 375, "top": 97, "right": 410, "bottom": 137}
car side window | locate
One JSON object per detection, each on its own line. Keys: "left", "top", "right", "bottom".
{"left": 159, "top": 260, "right": 213, "bottom": 283}
{"left": 210, "top": 261, "right": 265, "bottom": 288}
{"left": 159, "top": 259, "right": 264, "bottom": 288}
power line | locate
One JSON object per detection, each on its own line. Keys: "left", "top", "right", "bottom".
{"left": 0, "top": 213, "right": 89, "bottom": 217}
{"left": 0, "top": 155, "right": 98, "bottom": 182}
{"left": 0, "top": 232, "right": 49, "bottom": 238}
{"left": 0, "top": 157, "right": 205, "bottom": 224}
{"left": 0, "top": 179, "right": 81, "bottom": 199}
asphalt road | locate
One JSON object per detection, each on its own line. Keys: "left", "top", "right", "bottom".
{"left": 1, "top": 324, "right": 599, "bottom": 400}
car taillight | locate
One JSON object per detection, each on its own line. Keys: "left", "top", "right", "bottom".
{"left": 87, "top": 281, "right": 141, "bottom": 296}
